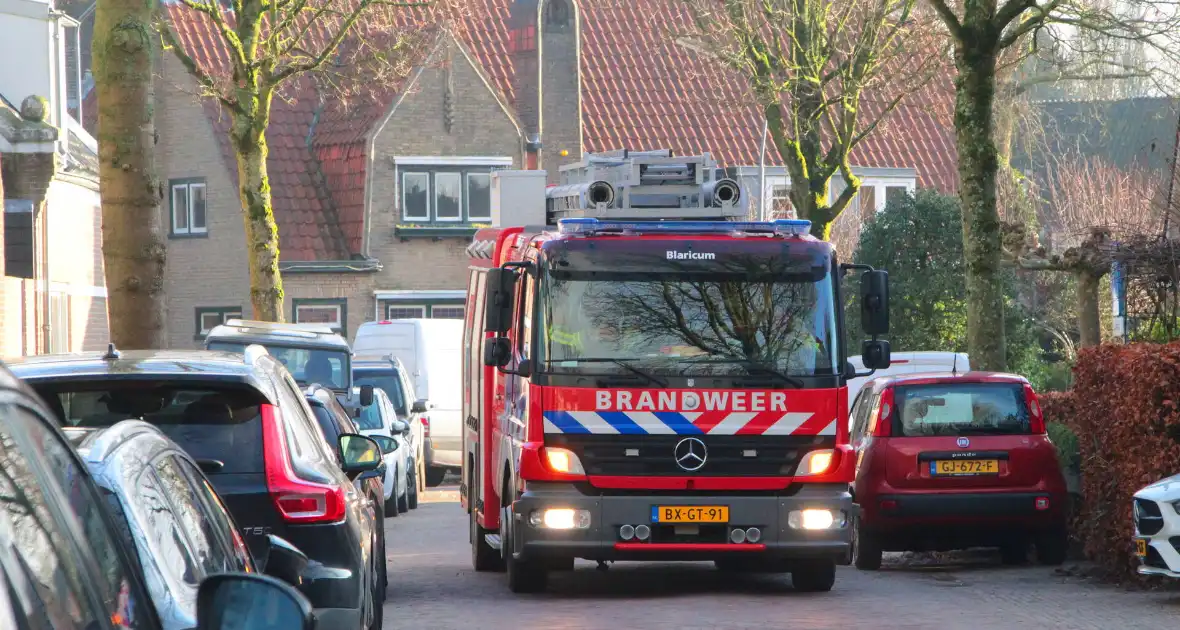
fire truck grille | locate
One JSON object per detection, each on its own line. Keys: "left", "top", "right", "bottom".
{"left": 547, "top": 434, "right": 834, "bottom": 476}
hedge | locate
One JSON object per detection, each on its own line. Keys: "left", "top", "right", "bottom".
{"left": 1041, "top": 342, "right": 1180, "bottom": 580}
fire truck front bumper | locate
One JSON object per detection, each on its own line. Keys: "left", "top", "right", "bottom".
{"left": 511, "top": 482, "right": 853, "bottom": 564}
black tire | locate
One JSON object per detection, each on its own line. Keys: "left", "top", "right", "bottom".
{"left": 852, "top": 517, "right": 883, "bottom": 571}
{"left": 397, "top": 470, "right": 411, "bottom": 513}
{"left": 1035, "top": 528, "right": 1068, "bottom": 565}
{"left": 1000, "top": 540, "right": 1028, "bottom": 565}
{"left": 417, "top": 453, "right": 427, "bottom": 494}
{"left": 368, "top": 535, "right": 384, "bottom": 630}
{"left": 471, "top": 509, "right": 505, "bottom": 572}
{"left": 378, "top": 532, "right": 388, "bottom": 601}
{"left": 383, "top": 483, "right": 400, "bottom": 518}
{"left": 791, "top": 559, "right": 836, "bottom": 592}
{"left": 501, "top": 480, "right": 546, "bottom": 592}
{"left": 408, "top": 467, "right": 419, "bottom": 510}
{"left": 425, "top": 466, "right": 447, "bottom": 488}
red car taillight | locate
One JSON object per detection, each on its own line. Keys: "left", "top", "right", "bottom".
{"left": 421, "top": 417, "right": 430, "bottom": 438}
{"left": 261, "top": 404, "right": 346, "bottom": 524}
{"left": 871, "top": 387, "right": 895, "bottom": 437}
{"left": 1024, "top": 383, "right": 1046, "bottom": 434}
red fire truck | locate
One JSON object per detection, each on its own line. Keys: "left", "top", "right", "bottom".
{"left": 460, "top": 150, "right": 891, "bottom": 593}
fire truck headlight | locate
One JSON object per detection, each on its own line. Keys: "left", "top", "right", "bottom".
{"left": 787, "top": 509, "right": 846, "bottom": 530}
{"left": 529, "top": 508, "right": 591, "bottom": 530}
{"left": 795, "top": 449, "right": 835, "bottom": 476}
{"left": 544, "top": 447, "right": 586, "bottom": 475}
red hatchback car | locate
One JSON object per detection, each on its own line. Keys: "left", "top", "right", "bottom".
{"left": 848, "top": 372, "right": 1068, "bottom": 570}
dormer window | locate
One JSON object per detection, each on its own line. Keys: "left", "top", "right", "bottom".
{"left": 544, "top": 0, "right": 571, "bottom": 30}
{"left": 510, "top": 23, "right": 537, "bottom": 53}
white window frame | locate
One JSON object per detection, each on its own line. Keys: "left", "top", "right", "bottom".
{"left": 401, "top": 172, "right": 431, "bottom": 221}
{"left": 434, "top": 172, "right": 464, "bottom": 223}
{"left": 196, "top": 307, "right": 243, "bottom": 338}
{"left": 430, "top": 306, "right": 466, "bottom": 319}
{"left": 386, "top": 304, "right": 426, "bottom": 319}
{"left": 294, "top": 303, "right": 343, "bottom": 332}
{"left": 170, "top": 180, "right": 207, "bottom": 235}
{"left": 466, "top": 172, "right": 493, "bottom": 221}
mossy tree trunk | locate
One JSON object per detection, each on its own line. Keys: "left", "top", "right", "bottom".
{"left": 94, "top": 0, "right": 167, "bottom": 349}
{"left": 229, "top": 83, "right": 283, "bottom": 321}
{"left": 951, "top": 18, "right": 1007, "bottom": 372}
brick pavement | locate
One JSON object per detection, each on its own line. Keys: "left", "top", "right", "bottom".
{"left": 381, "top": 487, "right": 1180, "bottom": 630}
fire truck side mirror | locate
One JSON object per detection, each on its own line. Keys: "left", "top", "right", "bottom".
{"left": 862, "top": 339, "right": 892, "bottom": 370}
{"left": 860, "top": 270, "right": 890, "bottom": 336}
{"left": 484, "top": 268, "right": 518, "bottom": 333}
{"left": 484, "top": 337, "right": 512, "bottom": 367}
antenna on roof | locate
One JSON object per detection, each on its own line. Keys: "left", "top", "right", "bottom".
{"left": 102, "top": 342, "right": 120, "bottom": 360}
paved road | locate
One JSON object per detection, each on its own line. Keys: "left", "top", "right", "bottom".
{"left": 382, "top": 486, "right": 1180, "bottom": 629}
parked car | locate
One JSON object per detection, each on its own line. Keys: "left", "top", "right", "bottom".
{"left": 0, "top": 357, "right": 315, "bottom": 630}
{"left": 357, "top": 385, "right": 419, "bottom": 513}
{"left": 849, "top": 371, "right": 1068, "bottom": 569}
{"left": 847, "top": 352, "right": 971, "bottom": 421}
{"left": 1132, "top": 474, "right": 1180, "bottom": 577}
{"left": 353, "top": 356, "right": 428, "bottom": 491}
{"left": 205, "top": 318, "right": 376, "bottom": 416}
{"left": 352, "top": 318, "right": 462, "bottom": 486}
{"left": 11, "top": 344, "right": 387, "bottom": 630}
{"left": 305, "top": 383, "right": 390, "bottom": 600}
{"left": 70, "top": 418, "right": 313, "bottom": 628}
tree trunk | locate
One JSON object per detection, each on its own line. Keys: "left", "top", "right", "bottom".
{"left": 1075, "top": 270, "right": 1101, "bottom": 347}
{"left": 94, "top": 0, "right": 166, "bottom": 349}
{"left": 954, "top": 41, "right": 1007, "bottom": 372}
{"left": 231, "top": 117, "right": 285, "bottom": 321}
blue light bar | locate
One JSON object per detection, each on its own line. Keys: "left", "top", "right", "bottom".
{"left": 557, "top": 218, "right": 812, "bottom": 237}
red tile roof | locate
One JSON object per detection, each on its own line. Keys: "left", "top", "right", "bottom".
{"left": 164, "top": 0, "right": 957, "bottom": 261}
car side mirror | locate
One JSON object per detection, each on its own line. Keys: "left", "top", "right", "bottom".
{"left": 359, "top": 384, "right": 375, "bottom": 407}
{"left": 411, "top": 399, "right": 428, "bottom": 414}
{"left": 260, "top": 534, "right": 308, "bottom": 587}
{"left": 196, "top": 573, "right": 314, "bottom": 630}
{"left": 862, "top": 339, "right": 892, "bottom": 370}
{"left": 390, "top": 420, "right": 410, "bottom": 434}
{"left": 860, "top": 269, "right": 890, "bottom": 336}
{"left": 484, "top": 337, "right": 512, "bottom": 367}
{"left": 338, "top": 433, "right": 382, "bottom": 475}
{"left": 370, "top": 434, "right": 399, "bottom": 454}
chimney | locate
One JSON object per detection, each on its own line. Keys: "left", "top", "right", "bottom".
{"left": 524, "top": 133, "right": 542, "bottom": 171}
{"left": 509, "top": 0, "right": 541, "bottom": 139}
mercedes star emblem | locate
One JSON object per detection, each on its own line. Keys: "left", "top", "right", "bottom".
{"left": 674, "top": 437, "right": 707, "bottom": 472}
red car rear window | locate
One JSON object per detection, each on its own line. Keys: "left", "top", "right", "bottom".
{"left": 892, "top": 383, "right": 1030, "bottom": 437}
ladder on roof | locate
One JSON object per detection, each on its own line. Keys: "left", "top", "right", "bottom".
{"left": 545, "top": 149, "right": 746, "bottom": 222}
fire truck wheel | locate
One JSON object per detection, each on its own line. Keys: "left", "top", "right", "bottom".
{"left": 791, "top": 559, "right": 836, "bottom": 593}
{"left": 501, "top": 480, "right": 548, "bottom": 593}
{"left": 471, "top": 510, "right": 505, "bottom": 572}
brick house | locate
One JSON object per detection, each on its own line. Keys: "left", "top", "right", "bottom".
{"left": 154, "top": 0, "right": 957, "bottom": 348}
{"left": 1, "top": 0, "right": 108, "bottom": 358}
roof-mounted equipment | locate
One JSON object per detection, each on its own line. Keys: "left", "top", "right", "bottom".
{"left": 547, "top": 149, "right": 745, "bottom": 222}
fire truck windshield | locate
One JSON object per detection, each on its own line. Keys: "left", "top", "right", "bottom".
{"left": 537, "top": 267, "right": 839, "bottom": 378}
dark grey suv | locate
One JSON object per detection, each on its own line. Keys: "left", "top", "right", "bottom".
{"left": 0, "top": 356, "right": 316, "bottom": 630}
{"left": 10, "top": 345, "right": 385, "bottom": 630}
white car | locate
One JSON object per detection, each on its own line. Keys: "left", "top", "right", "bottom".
{"left": 357, "top": 386, "right": 418, "bottom": 516}
{"left": 1133, "top": 474, "right": 1180, "bottom": 577}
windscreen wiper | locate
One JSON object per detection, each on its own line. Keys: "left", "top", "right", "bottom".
{"left": 677, "top": 357, "right": 806, "bottom": 388}
{"left": 560, "top": 358, "right": 669, "bottom": 388}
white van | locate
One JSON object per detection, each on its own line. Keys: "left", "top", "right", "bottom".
{"left": 846, "top": 351, "right": 970, "bottom": 418}
{"left": 353, "top": 319, "right": 464, "bottom": 485}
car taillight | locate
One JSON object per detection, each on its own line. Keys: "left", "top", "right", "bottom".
{"left": 421, "top": 417, "right": 430, "bottom": 437}
{"left": 871, "top": 388, "right": 895, "bottom": 437}
{"left": 1024, "top": 383, "right": 1046, "bottom": 434}
{"left": 260, "top": 404, "right": 346, "bottom": 524}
